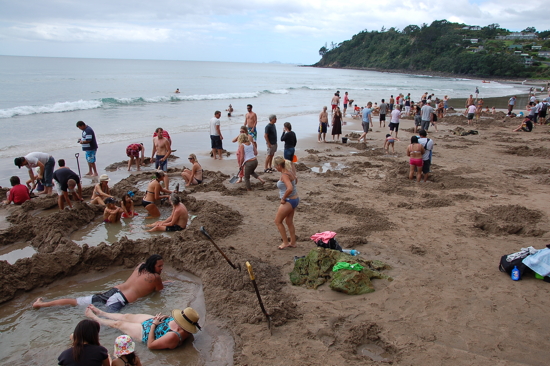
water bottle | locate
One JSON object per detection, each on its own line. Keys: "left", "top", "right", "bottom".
{"left": 511, "top": 266, "right": 520, "bottom": 281}
{"left": 342, "top": 249, "right": 360, "bottom": 256}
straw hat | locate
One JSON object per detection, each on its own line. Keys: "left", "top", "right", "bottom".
{"left": 114, "top": 335, "right": 135, "bottom": 357}
{"left": 99, "top": 174, "right": 110, "bottom": 182}
{"left": 172, "top": 307, "right": 201, "bottom": 334}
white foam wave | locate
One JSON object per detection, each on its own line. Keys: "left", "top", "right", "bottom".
{"left": 0, "top": 100, "right": 103, "bottom": 118}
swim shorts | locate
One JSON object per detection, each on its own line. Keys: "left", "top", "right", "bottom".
{"left": 318, "top": 122, "right": 328, "bottom": 133}
{"left": 210, "top": 135, "right": 223, "bottom": 150}
{"left": 379, "top": 114, "right": 386, "bottom": 121}
{"left": 362, "top": 122, "right": 369, "bottom": 133}
{"left": 85, "top": 150, "right": 97, "bottom": 164}
{"left": 166, "top": 225, "right": 184, "bottom": 232}
{"left": 422, "top": 159, "right": 431, "bottom": 174}
{"left": 389, "top": 122, "right": 399, "bottom": 132}
{"left": 155, "top": 155, "right": 167, "bottom": 171}
{"left": 267, "top": 143, "right": 277, "bottom": 155}
{"left": 467, "top": 113, "right": 474, "bottom": 120}
{"left": 126, "top": 144, "right": 141, "bottom": 158}
{"left": 76, "top": 287, "right": 128, "bottom": 313}
{"left": 410, "top": 158, "right": 423, "bottom": 167}
{"left": 247, "top": 127, "right": 257, "bottom": 142}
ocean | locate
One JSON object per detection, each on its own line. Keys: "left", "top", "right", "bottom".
{"left": 0, "top": 55, "right": 527, "bottom": 183}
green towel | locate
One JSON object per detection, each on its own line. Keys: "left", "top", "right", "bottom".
{"left": 332, "top": 262, "right": 364, "bottom": 272}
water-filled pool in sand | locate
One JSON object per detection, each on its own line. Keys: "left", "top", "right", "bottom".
{"left": 0, "top": 241, "right": 37, "bottom": 264}
{"left": 0, "top": 266, "right": 233, "bottom": 365}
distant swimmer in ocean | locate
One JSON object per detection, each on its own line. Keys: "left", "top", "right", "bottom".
{"left": 175, "top": 88, "right": 180, "bottom": 93}
{"left": 226, "top": 104, "right": 233, "bottom": 117}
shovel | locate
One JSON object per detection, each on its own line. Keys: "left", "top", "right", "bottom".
{"left": 75, "top": 153, "right": 81, "bottom": 179}
{"left": 246, "top": 261, "right": 272, "bottom": 334}
{"left": 200, "top": 226, "right": 241, "bottom": 271}
{"left": 229, "top": 165, "right": 244, "bottom": 184}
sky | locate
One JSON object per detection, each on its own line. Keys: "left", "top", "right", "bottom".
{"left": 0, "top": 0, "right": 543, "bottom": 64}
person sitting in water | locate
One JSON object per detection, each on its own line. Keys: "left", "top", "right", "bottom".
{"left": 58, "top": 319, "right": 110, "bottom": 366}
{"left": 181, "top": 154, "right": 203, "bottom": 186}
{"left": 112, "top": 335, "right": 142, "bottom": 366}
{"left": 3, "top": 176, "right": 31, "bottom": 205}
{"left": 33, "top": 255, "right": 167, "bottom": 312}
{"left": 104, "top": 197, "right": 124, "bottom": 223}
{"left": 91, "top": 175, "right": 114, "bottom": 206}
{"left": 175, "top": 88, "right": 180, "bottom": 93}
{"left": 513, "top": 117, "right": 534, "bottom": 132}
{"left": 146, "top": 194, "right": 188, "bottom": 232}
{"left": 142, "top": 171, "right": 172, "bottom": 218}
{"left": 85, "top": 305, "right": 201, "bottom": 350}
{"left": 121, "top": 193, "right": 138, "bottom": 218}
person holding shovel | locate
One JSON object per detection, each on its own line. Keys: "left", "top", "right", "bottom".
{"left": 273, "top": 156, "right": 299, "bottom": 250}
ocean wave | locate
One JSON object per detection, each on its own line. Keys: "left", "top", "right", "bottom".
{"left": 0, "top": 90, "right": 288, "bottom": 119}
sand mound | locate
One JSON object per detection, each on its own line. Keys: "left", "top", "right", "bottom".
{"left": 503, "top": 146, "right": 550, "bottom": 157}
{"left": 473, "top": 205, "right": 546, "bottom": 236}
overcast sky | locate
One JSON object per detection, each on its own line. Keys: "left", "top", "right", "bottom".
{"left": 0, "top": 0, "right": 543, "bottom": 64}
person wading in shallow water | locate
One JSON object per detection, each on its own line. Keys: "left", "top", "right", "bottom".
{"left": 33, "top": 255, "right": 168, "bottom": 312}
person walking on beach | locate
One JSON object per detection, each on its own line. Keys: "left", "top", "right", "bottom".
{"left": 358, "top": 102, "right": 372, "bottom": 143}
{"left": 147, "top": 194, "right": 188, "bottom": 232}
{"left": 245, "top": 104, "right": 258, "bottom": 147}
{"left": 508, "top": 96, "right": 516, "bottom": 116}
{"left": 318, "top": 106, "right": 329, "bottom": 142}
{"left": 389, "top": 95, "right": 395, "bottom": 111}
{"left": 330, "top": 93, "right": 340, "bottom": 113}
{"left": 210, "top": 111, "right": 224, "bottom": 160}
{"left": 406, "top": 136, "right": 425, "bottom": 182}
{"left": 152, "top": 128, "right": 171, "bottom": 188}
{"left": 33, "top": 255, "right": 167, "bottom": 312}
{"left": 475, "top": 87, "right": 479, "bottom": 100}
{"left": 420, "top": 102, "right": 434, "bottom": 131}
{"left": 273, "top": 156, "right": 299, "bottom": 250}
{"left": 53, "top": 159, "right": 83, "bottom": 210}
{"left": 76, "top": 121, "right": 98, "bottom": 177}
{"left": 264, "top": 114, "right": 278, "bottom": 172}
{"left": 14, "top": 152, "right": 55, "bottom": 195}
{"left": 379, "top": 99, "right": 388, "bottom": 128}
{"left": 390, "top": 105, "right": 401, "bottom": 138}
{"left": 343, "top": 91, "right": 349, "bottom": 116}
{"left": 231, "top": 126, "right": 248, "bottom": 183}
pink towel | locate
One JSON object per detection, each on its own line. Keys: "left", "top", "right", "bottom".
{"left": 310, "top": 231, "right": 337, "bottom": 244}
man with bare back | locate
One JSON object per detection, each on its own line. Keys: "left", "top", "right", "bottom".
{"left": 245, "top": 104, "right": 258, "bottom": 147}
{"left": 152, "top": 128, "right": 171, "bottom": 187}
{"left": 33, "top": 254, "right": 167, "bottom": 312}
{"left": 330, "top": 93, "right": 340, "bottom": 113}
{"left": 146, "top": 194, "right": 188, "bottom": 232}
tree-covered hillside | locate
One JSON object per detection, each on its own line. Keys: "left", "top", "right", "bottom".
{"left": 315, "top": 20, "right": 550, "bottom": 78}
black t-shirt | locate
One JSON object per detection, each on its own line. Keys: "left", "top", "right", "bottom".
{"left": 265, "top": 123, "right": 277, "bottom": 145}
{"left": 58, "top": 344, "right": 108, "bottom": 366}
{"left": 53, "top": 168, "right": 80, "bottom": 191}
{"left": 281, "top": 131, "right": 297, "bottom": 149}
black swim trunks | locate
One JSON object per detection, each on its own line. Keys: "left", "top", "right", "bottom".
{"left": 166, "top": 225, "right": 184, "bottom": 232}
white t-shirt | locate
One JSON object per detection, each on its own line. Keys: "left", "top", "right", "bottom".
{"left": 417, "top": 137, "right": 433, "bottom": 161}
{"left": 209, "top": 117, "right": 220, "bottom": 136}
{"left": 391, "top": 109, "right": 400, "bottom": 124}
{"left": 468, "top": 105, "right": 477, "bottom": 114}
{"left": 24, "top": 152, "right": 50, "bottom": 170}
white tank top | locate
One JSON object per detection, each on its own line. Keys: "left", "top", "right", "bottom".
{"left": 243, "top": 143, "right": 256, "bottom": 161}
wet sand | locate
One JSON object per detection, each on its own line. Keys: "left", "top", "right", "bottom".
{"left": 1, "top": 104, "right": 550, "bottom": 365}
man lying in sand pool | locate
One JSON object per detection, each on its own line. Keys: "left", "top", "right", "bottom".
{"left": 33, "top": 254, "right": 167, "bottom": 312}
{"left": 146, "top": 194, "right": 188, "bottom": 232}
{"left": 85, "top": 305, "right": 201, "bottom": 350}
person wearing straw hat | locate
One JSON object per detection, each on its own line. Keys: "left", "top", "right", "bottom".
{"left": 112, "top": 335, "right": 142, "bottom": 366}
{"left": 90, "top": 174, "right": 114, "bottom": 206}
{"left": 85, "top": 305, "right": 201, "bottom": 350}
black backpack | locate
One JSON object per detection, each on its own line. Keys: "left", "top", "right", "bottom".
{"left": 499, "top": 255, "right": 530, "bottom": 279}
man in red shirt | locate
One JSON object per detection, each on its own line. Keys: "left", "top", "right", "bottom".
{"left": 4, "top": 176, "right": 30, "bottom": 205}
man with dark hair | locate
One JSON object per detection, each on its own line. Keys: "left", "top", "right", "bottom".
{"left": 33, "top": 254, "right": 166, "bottom": 312}
{"left": 14, "top": 152, "right": 56, "bottom": 194}
{"left": 76, "top": 121, "right": 98, "bottom": 177}
{"left": 417, "top": 129, "right": 434, "bottom": 182}
{"left": 210, "top": 110, "right": 224, "bottom": 160}
{"left": 3, "top": 176, "right": 30, "bottom": 205}
{"left": 53, "top": 159, "right": 83, "bottom": 210}
{"left": 245, "top": 104, "right": 258, "bottom": 147}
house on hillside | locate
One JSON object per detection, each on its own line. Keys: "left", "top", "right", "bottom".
{"left": 508, "top": 45, "right": 523, "bottom": 50}
{"left": 496, "top": 32, "right": 537, "bottom": 40}
{"left": 538, "top": 51, "right": 550, "bottom": 58}
{"left": 462, "top": 26, "right": 481, "bottom": 31}
{"left": 466, "top": 39, "right": 479, "bottom": 44}
{"left": 532, "top": 45, "right": 542, "bottom": 50}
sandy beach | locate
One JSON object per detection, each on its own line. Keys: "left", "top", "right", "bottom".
{"left": 1, "top": 102, "right": 550, "bottom": 365}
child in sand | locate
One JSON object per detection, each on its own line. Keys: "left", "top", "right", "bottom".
{"left": 384, "top": 134, "right": 400, "bottom": 154}
{"left": 121, "top": 193, "right": 138, "bottom": 218}
{"left": 103, "top": 198, "right": 123, "bottom": 223}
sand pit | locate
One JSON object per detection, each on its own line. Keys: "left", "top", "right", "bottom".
{"left": 2, "top": 113, "right": 550, "bottom": 365}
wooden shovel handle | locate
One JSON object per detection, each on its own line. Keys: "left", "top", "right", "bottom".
{"left": 246, "top": 261, "right": 255, "bottom": 281}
